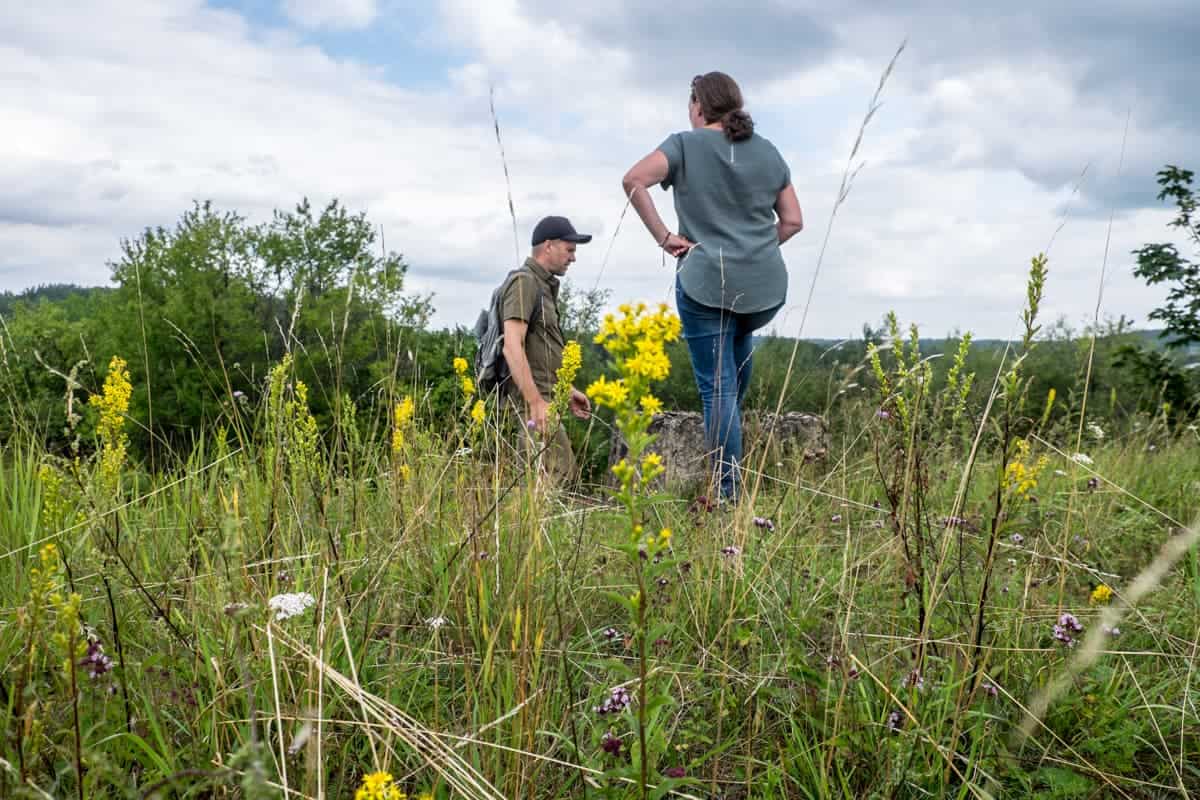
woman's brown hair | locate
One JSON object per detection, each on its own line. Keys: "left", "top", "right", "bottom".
{"left": 690, "top": 71, "right": 754, "bottom": 142}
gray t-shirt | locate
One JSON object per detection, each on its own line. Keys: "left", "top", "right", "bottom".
{"left": 658, "top": 128, "right": 791, "bottom": 313}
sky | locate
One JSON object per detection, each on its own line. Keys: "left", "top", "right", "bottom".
{"left": 1, "top": 0, "right": 1197, "bottom": 340}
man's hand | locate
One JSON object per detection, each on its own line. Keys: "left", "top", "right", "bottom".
{"left": 528, "top": 396, "right": 551, "bottom": 434}
{"left": 568, "top": 388, "right": 591, "bottom": 419}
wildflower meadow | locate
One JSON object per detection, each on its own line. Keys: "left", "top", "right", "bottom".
{"left": 1, "top": 257, "right": 1199, "bottom": 800}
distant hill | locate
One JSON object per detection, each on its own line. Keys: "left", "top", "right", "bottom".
{"left": 0, "top": 283, "right": 112, "bottom": 316}
{"left": 762, "top": 329, "right": 1199, "bottom": 356}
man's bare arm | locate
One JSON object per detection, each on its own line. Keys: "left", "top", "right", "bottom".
{"left": 503, "top": 319, "right": 550, "bottom": 430}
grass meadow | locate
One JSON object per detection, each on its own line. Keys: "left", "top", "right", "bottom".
{"left": 1, "top": 282, "right": 1199, "bottom": 800}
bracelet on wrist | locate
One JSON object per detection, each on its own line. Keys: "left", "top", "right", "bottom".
{"left": 659, "top": 231, "right": 672, "bottom": 248}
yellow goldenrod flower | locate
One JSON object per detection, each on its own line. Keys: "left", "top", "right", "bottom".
{"left": 89, "top": 355, "right": 132, "bottom": 490}
{"left": 552, "top": 340, "right": 583, "bottom": 413}
{"left": 557, "top": 340, "right": 582, "bottom": 386}
{"left": 640, "top": 452, "right": 664, "bottom": 484}
{"left": 586, "top": 376, "right": 629, "bottom": 409}
{"left": 1003, "top": 439, "right": 1046, "bottom": 498}
{"left": 392, "top": 395, "right": 415, "bottom": 454}
{"left": 355, "top": 770, "right": 406, "bottom": 800}
{"left": 640, "top": 394, "right": 662, "bottom": 416}
{"left": 460, "top": 375, "right": 475, "bottom": 400}
{"left": 398, "top": 464, "right": 411, "bottom": 482}
{"left": 453, "top": 357, "right": 469, "bottom": 376}
{"left": 470, "top": 399, "right": 486, "bottom": 426}
{"left": 1041, "top": 387, "right": 1056, "bottom": 426}
{"left": 1090, "top": 583, "right": 1113, "bottom": 605}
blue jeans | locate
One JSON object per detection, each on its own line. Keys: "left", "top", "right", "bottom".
{"left": 675, "top": 280, "right": 781, "bottom": 501}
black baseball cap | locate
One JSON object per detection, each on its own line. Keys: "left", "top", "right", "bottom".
{"left": 531, "top": 216, "right": 592, "bottom": 246}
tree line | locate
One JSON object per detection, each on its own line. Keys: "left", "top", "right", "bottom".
{"left": 1, "top": 167, "right": 1197, "bottom": 476}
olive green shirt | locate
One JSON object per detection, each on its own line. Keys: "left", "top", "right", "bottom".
{"left": 500, "top": 258, "right": 564, "bottom": 399}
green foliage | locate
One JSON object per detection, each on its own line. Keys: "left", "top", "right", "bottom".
{"left": 0, "top": 199, "right": 432, "bottom": 454}
{"left": 0, "top": 343, "right": 1197, "bottom": 798}
{"left": 1133, "top": 165, "right": 1200, "bottom": 348}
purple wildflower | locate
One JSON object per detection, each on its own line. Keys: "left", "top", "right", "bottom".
{"left": 663, "top": 767, "right": 686, "bottom": 779}
{"left": 876, "top": 409, "right": 891, "bottom": 420}
{"left": 1086, "top": 476, "right": 1099, "bottom": 491}
{"left": 79, "top": 639, "right": 115, "bottom": 679}
{"left": 981, "top": 681, "right": 998, "bottom": 698}
{"left": 526, "top": 418, "right": 537, "bottom": 430}
{"left": 594, "top": 686, "right": 632, "bottom": 715}
{"left": 603, "top": 627, "right": 621, "bottom": 641}
{"left": 831, "top": 513, "right": 842, "bottom": 523}
{"left": 847, "top": 666, "right": 860, "bottom": 680}
{"left": 656, "top": 577, "right": 670, "bottom": 588}
{"left": 1010, "top": 533, "right": 1025, "bottom": 545}
{"left": 752, "top": 516, "right": 775, "bottom": 531}
{"left": 601, "top": 731, "right": 622, "bottom": 755}
{"left": 720, "top": 545, "right": 741, "bottom": 558}
{"left": 903, "top": 669, "right": 924, "bottom": 691}
{"left": 886, "top": 709, "right": 904, "bottom": 733}
{"left": 1102, "top": 624, "right": 1121, "bottom": 637}
{"left": 1053, "top": 612, "right": 1084, "bottom": 646}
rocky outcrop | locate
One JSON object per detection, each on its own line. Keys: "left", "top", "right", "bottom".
{"left": 606, "top": 411, "right": 829, "bottom": 491}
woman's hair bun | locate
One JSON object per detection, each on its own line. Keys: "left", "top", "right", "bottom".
{"left": 723, "top": 109, "right": 754, "bottom": 142}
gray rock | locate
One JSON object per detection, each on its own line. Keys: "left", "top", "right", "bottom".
{"left": 606, "top": 410, "right": 829, "bottom": 492}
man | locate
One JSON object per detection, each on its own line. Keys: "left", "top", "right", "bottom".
{"left": 500, "top": 215, "right": 593, "bottom": 483}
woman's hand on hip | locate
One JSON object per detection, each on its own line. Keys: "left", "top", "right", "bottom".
{"left": 662, "top": 233, "right": 695, "bottom": 258}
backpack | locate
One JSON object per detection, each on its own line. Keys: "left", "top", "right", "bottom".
{"left": 473, "top": 267, "right": 544, "bottom": 394}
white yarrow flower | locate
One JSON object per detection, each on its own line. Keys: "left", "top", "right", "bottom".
{"left": 425, "top": 616, "right": 450, "bottom": 630}
{"left": 1071, "top": 453, "right": 1094, "bottom": 467}
{"left": 1086, "top": 422, "right": 1105, "bottom": 440}
{"left": 268, "top": 592, "right": 316, "bottom": 621}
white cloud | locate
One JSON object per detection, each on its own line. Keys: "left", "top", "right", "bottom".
{"left": 281, "top": 0, "right": 378, "bottom": 30}
{"left": 0, "top": 0, "right": 1192, "bottom": 344}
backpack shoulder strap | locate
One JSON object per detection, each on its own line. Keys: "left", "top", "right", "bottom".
{"left": 497, "top": 265, "right": 545, "bottom": 327}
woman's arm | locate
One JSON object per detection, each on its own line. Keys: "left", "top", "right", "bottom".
{"left": 775, "top": 183, "right": 803, "bottom": 244}
{"left": 622, "top": 150, "right": 693, "bottom": 257}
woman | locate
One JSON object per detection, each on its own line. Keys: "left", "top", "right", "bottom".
{"left": 622, "top": 71, "right": 804, "bottom": 503}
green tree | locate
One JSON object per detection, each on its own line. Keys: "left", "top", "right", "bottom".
{"left": 1133, "top": 165, "right": 1200, "bottom": 348}
{"left": 1120, "top": 165, "right": 1200, "bottom": 418}
{"left": 97, "top": 198, "right": 430, "bottom": 453}
{"left": 0, "top": 295, "right": 100, "bottom": 445}
{"left": 102, "top": 201, "right": 267, "bottom": 449}
{"left": 253, "top": 198, "right": 431, "bottom": 417}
